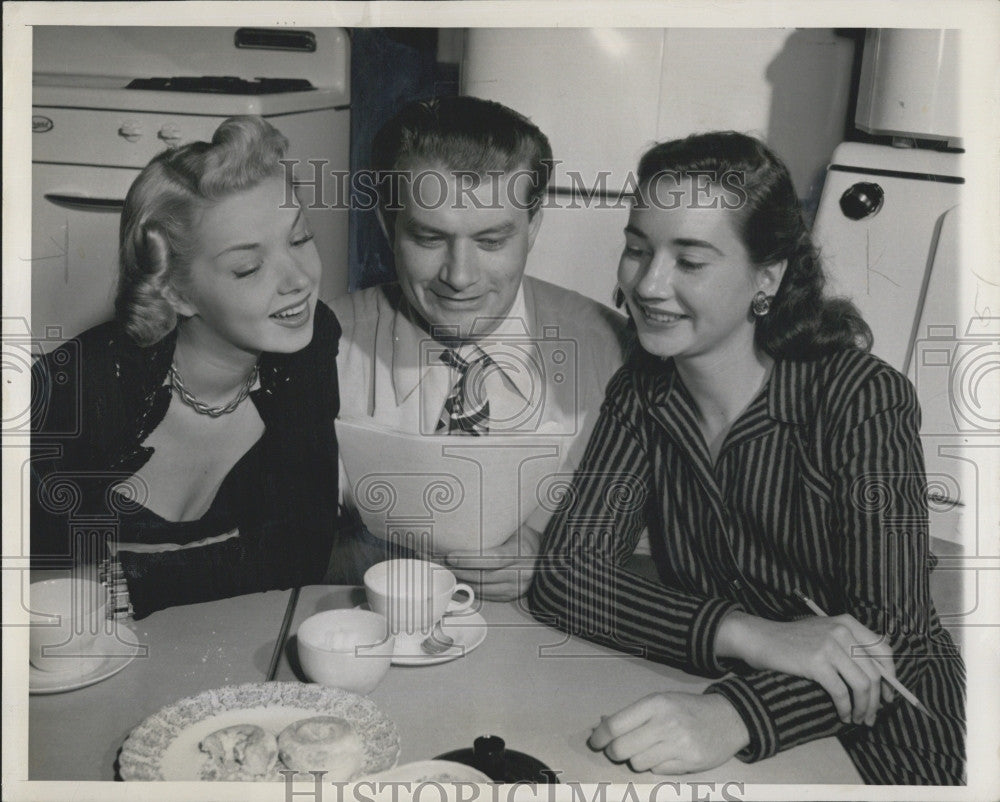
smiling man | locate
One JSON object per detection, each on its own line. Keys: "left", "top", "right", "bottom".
{"left": 330, "top": 96, "right": 631, "bottom": 599}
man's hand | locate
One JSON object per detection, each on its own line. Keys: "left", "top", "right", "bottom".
{"left": 588, "top": 692, "right": 749, "bottom": 775}
{"left": 715, "top": 610, "right": 896, "bottom": 726}
{"left": 443, "top": 525, "right": 541, "bottom": 601}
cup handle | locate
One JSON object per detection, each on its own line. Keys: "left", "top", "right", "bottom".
{"left": 447, "top": 583, "right": 475, "bottom": 615}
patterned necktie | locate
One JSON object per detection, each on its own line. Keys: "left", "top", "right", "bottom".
{"left": 436, "top": 349, "right": 493, "bottom": 435}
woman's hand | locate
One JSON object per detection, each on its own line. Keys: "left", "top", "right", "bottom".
{"left": 715, "top": 610, "right": 896, "bottom": 726}
{"left": 588, "top": 692, "right": 749, "bottom": 775}
{"left": 443, "top": 525, "right": 541, "bottom": 601}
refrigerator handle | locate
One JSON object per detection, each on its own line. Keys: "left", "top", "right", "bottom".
{"left": 44, "top": 193, "right": 125, "bottom": 212}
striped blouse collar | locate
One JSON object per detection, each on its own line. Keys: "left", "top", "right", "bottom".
{"left": 636, "top": 350, "right": 819, "bottom": 428}
{"left": 632, "top": 353, "right": 817, "bottom": 497}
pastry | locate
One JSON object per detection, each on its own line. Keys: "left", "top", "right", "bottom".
{"left": 199, "top": 723, "right": 279, "bottom": 781}
{"left": 277, "top": 716, "right": 366, "bottom": 780}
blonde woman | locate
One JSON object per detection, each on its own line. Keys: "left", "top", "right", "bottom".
{"left": 31, "top": 116, "right": 342, "bottom": 619}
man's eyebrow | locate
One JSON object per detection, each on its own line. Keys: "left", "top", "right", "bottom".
{"left": 213, "top": 210, "right": 303, "bottom": 258}
{"left": 403, "top": 218, "right": 446, "bottom": 236}
{"left": 402, "top": 220, "right": 517, "bottom": 237}
{"left": 472, "top": 222, "right": 516, "bottom": 237}
{"left": 624, "top": 224, "right": 648, "bottom": 239}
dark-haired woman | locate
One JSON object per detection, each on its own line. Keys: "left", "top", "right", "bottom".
{"left": 31, "top": 116, "right": 343, "bottom": 619}
{"left": 528, "top": 132, "right": 965, "bottom": 784}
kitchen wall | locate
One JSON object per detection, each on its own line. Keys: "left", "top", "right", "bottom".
{"left": 462, "top": 28, "right": 856, "bottom": 307}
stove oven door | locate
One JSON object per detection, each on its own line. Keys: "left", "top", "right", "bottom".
{"left": 31, "top": 163, "right": 139, "bottom": 350}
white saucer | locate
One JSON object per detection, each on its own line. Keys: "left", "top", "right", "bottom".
{"left": 391, "top": 610, "right": 488, "bottom": 667}
{"left": 30, "top": 625, "right": 143, "bottom": 695}
{"left": 354, "top": 605, "right": 488, "bottom": 666}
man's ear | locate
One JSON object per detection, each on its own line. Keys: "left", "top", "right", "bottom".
{"left": 756, "top": 259, "right": 787, "bottom": 296}
{"left": 526, "top": 207, "right": 543, "bottom": 252}
{"left": 375, "top": 207, "right": 393, "bottom": 247}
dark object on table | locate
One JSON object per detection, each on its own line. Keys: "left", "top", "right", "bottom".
{"left": 436, "top": 735, "right": 558, "bottom": 783}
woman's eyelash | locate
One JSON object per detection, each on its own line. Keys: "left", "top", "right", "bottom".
{"left": 233, "top": 264, "right": 261, "bottom": 278}
{"left": 292, "top": 233, "right": 314, "bottom": 246}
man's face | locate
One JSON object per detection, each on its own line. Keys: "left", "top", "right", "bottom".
{"left": 387, "top": 163, "right": 542, "bottom": 342}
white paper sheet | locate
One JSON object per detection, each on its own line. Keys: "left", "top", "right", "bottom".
{"left": 336, "top": 417, "right": 568, "bottom": 553}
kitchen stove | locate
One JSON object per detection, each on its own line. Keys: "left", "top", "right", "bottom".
{"left": 31, "top": 27, "right": 351, "bottom": 347}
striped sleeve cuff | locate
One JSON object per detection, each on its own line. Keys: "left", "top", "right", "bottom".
{"left": 703, "top": 677, "right": 779, "bottom": 761}
{"left": 688, "top": 597, "right": 742, "bottom": 678}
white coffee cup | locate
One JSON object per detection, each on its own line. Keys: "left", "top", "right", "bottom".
{"left": 363, "top": 559, "right": 475, "bottom": 652}
{"left": 29, "top": 577, "right": 109, "bottom": 672}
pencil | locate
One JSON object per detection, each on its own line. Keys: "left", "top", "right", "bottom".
{"left": 792, "top": 590, "right": 931, "bottom": 717}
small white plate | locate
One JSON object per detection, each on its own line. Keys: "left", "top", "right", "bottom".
{"left": 30, "top": 624, "right": 143, "bottom": 695}
{"left": 360, "top": 759, "right": 492, "bottom": 783}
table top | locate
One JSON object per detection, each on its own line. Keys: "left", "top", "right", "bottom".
{"left": 273, "top": 586, "right": 863, "bottom": 785}
{"left": 28, "top": 587, "right": 293, "bottom": 781}
{"left": 27, "top": 583, "right": 862, "bottom": 784}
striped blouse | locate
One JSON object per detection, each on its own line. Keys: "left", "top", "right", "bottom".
{"left": 528, "top": 347, "right": 965, "bottom": 785}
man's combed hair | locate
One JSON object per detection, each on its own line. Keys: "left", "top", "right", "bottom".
{"left": 636, "top": 131, "right": 872, "bottom": 360}
{"left": 371, "top": 95, "right": 554, "bottom": 220}
{"left": 116, "top": 115, "right": 289, "bottom": 346}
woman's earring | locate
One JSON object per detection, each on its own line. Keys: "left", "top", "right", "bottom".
{"left": 613, "top": 285, "right": 626, "bottom": 309}
{"left": 751, "top": 290, "right": 772, "bottom": 318}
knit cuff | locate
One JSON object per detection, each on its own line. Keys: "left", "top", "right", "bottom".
{"left": 688, "top": 597, "right": 742, "bottom": 677}
{"left": 703, "top": 676, "right": 779, "bottom": 762}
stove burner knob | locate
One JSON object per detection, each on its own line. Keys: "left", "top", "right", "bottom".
{"left": 839, "top": 181, "right": 884, "bottom": 220}
{"left": 158, "top": 123, "right": 183, "bottom": 147}
{"left": 118, "top": 120, "right": 144, "bottom": 143}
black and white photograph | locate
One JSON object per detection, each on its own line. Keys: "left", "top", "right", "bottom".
{"left": 3, "top": 3, "right": 999, "bottom": 801}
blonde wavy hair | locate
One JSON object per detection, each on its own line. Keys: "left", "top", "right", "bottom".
{"left": 116, "top": 115, "right": 290, "bottom": 346}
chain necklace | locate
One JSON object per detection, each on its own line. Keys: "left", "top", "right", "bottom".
{"left": 168, "top": 361, "right": 259, "bottom": 417}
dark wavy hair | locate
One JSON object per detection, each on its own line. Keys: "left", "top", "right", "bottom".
{"left": 633, "top": 131, "right": 872, "bottom": 359}
{"left": 371, "top": 95, "right": 553, "bottom": 224}
{"left": 116, "top": 115, "right": 289, "bottom": 346}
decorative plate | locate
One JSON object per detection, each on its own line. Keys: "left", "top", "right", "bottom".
{"left": 119, "top": 682, "right": 399, "bottom": 781}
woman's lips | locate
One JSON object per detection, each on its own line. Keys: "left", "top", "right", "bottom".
{"left": 270, "top": 298, "right": 311, "bottom": 327}
{"left": 638, "top": 304, "right": 687, "bottom": 326}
